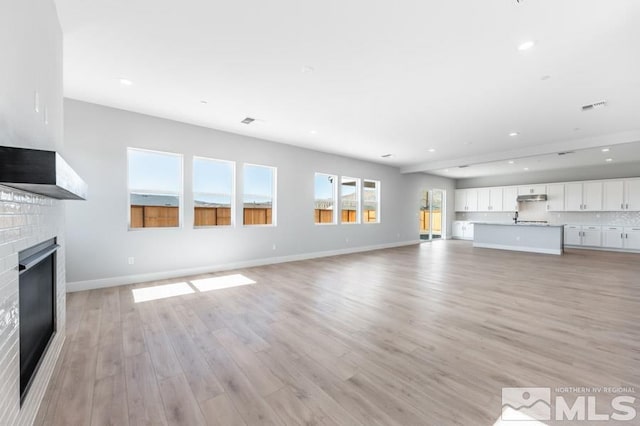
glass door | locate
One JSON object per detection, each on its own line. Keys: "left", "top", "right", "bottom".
{"left": 420, "top": 189, "right": 445, "bottom": 241}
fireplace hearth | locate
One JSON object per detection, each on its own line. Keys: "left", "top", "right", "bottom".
{"left": 18, "top": 238, "right": 58, "bottom": 403}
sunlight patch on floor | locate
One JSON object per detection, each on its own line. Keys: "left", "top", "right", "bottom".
{"left": 190, "top": 273, "right": 256, "bottom": 292}
{"left": 494, "top": 408, "right": 548, "bottom": 425}
{"left": 132, "top": 282, "right": 195, "bottom": 303}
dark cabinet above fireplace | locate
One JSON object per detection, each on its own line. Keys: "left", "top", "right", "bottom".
{"left": 0, "top": 146, "right": 87, "bottom": 200}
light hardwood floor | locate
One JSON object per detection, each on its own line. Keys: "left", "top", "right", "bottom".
{"left": 35, "top": 241, "right": 640, "bottom": 425}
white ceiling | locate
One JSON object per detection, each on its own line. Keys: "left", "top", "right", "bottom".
{"left": 430, "top": 141, "right": 640, "bottom": 179}
{"left": 55, "top": 0, "right": 640, "bottom": 176}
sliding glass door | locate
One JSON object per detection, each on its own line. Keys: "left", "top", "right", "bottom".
{"left": 420, "top": 189, "right": 445, "bottom": 241}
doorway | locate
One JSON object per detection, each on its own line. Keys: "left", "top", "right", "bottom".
{"left": 420, "top": 189, "right": 445, "bottom": 241}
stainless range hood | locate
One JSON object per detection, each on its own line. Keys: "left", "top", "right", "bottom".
{"left": 517, "top": 194, "right": 547, "bottom": 202}
{"left": 0, "top": 146, "right": 87, "bottom": 200}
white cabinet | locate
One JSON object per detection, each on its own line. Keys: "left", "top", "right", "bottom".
{"left": 546, "top": 184, "right": 565, "bottom": 211}
{"left": 518, "top": 185, "right": 546, "bottom": 195}
{"left": 564, "top": 225, "right": 582, "bottom": 246}
{"left": 564, "top": 182, "right": 603, "bottom": 211}
{"left": 477, "top": 187, "right": 503, "bottom": 211}
{"left": 564, "top": 225, "right": 602, "bottom": 247}
{"left": 452, "top": 221, "right": 474, "bottom": 240}
{"left": 582, "top": 226, "right": 602, "bottom": 246}
{"left": 603, "top": 180, "right": 625, "bottom": 211}
{"left": 624, "top": 227, "right": 640, "bottom": 250}
{"left": 603, "top": 226, "right": 625, "bottom": 248}
{"left": 502, "top": 186, "right": 519, "bottom": 212}
{"left": 477, "top": 188, "right": 490, "bottom": 212}
{"left": 455, "top": 189, "right": 478, "bottom": 212}
{"left": 626, "top": 179, "right": 640, "bottom": 211}
{"left": 490, "top": 187, "right": 503, "bottom": 211}
{"left": 603, "top": 179, "right": 640, "bottom": 211}
{"left": 565, "top": 183, "right": 583, "bottom": 211}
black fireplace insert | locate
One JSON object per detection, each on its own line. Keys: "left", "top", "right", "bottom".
{"left": 18, "top": 238, "right": 58, "bottom": 403}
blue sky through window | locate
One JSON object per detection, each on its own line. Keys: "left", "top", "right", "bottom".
{"left": 194, "top": 158, "right": 233, "bottom": 205}
{"left": 315, "top": 174, "right": 335, "bottom": 200}
{"left": 128, "top": 149, "right": 181, "bottom": 193}
{"left": 244, "top": 164, "right": 274, "bottom": 204}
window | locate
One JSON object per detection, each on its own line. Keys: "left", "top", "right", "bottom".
{"left": 340, "top": 176, "right": 360, "bottom": 224}
{"left": 363, "top": 180, "right": 380, "bottom": 223}
{"left": 193, "top": 157, "right": 234, "bottom": 227}
{"left": 243, "top": 164, "right": 276, "bottom": 225}
{"left": 128, "top": 148, "right": 183, "bottom": 228}
{"left": 314, "top": 173, "right": 337, "bottom": 224}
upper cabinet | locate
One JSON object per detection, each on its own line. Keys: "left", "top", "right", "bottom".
{"left": 477, "top": 187, "right": 503, "bottom": 211}
{"left": 455, "top": 189, "right": 478, "bottom": 212}
{"left": 502, "top": 186, "right": 518, "bottom": 212}
{"left": 603, "top": 179, "right": 640, "bottom": 211}
{"left": 565, "top": 181, "right": 603, "bottom": 211}
{"left": 518, "top": 185, "right": 546, "bottom": 195}
{"left": 546, "top": 184, "right": 565, "bottom": 211}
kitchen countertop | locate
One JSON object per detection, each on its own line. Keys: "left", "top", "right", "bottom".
{"left": 472, "top": 222, "right": 565, "bottom": 227}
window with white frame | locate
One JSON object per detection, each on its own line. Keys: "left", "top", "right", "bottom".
{"left": 128, "top": 148, "right": 183, "bottom": 228}
{"left": 243, "top": 164, "right": 276, "bottom": 225}
{"left": 193, "top": 157, "right": 235, "bottom": 227}
{"left": 314, "top": 173, "right": 337, "bottom": 224}
{"left": 340, "top": 176, "right": 360, "bottom": 224}
{"left": 363, "top": 179, "right": 380, "bottom": 223}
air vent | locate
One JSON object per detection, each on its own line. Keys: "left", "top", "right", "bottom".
{"left": 458, "top": 165, "right": 470, "bottom": 168}
{"left": 582, "top": 100, "right": 607, "bottom": 111}
{"left": 241, "top": 117, "right": 255, "bottom": 124}
{"left": 557, "top": 151, "right": 575, "bottom": 156}
{"left": 380, "top": 154, "right": 393, "bottom": 158}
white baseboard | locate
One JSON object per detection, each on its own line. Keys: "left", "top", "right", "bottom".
{"left": 66, "top": 240, "right": 420, "bottom": 292}
{"left": 473, "top": 242, "right": 562, "bottom": 255}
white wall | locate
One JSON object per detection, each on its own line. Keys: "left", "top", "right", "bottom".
{"left": 402, "top": 172, "right": 457, "bottom": 239}
{"left": 64, "top": 100, "right": 451, "bottom": 289}
{"left": 0, "top": 0, "right": 66, "bottom": 424}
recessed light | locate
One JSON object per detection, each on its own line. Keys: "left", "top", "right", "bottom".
{"left": 518, "top": 41, "right": 535, "bottom": 51}
{"left": 541, "top": 75, "right": 551, "bottom": 80}
{"left": 601, "top": 148, "right": 610, "bottom": 152}
{"left": 381, "top": 154, "right": 393, "bottom": 158}
{"left": 301, "top": 66, "right": 315, "bottom": 73}
{"left": 428, "top": 148, "right": 436, "bottom": 153}
{"left": 605, "top": 158, "right": 613, "bottom": 162}
{"left": 523, "top": 167, "right": 529, "bottom": 171}
{"left": 118, "top": 78, "right": 133, "bottom": 86}
{"left": 444, "top": 169, "right": 449, "bottom": 172}
{"left": 509, "top": 132, "right": 519, "bottom": 137}
{"left": 309, "top": 130, "right": 317, "bottom": 135}
{"left": 200, "top": 100, "right": 208, "bottom": 104}
{"left": 508, "top": 160, "right": 515, "bottom": 164}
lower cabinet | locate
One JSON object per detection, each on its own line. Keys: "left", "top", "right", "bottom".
{"left": 452, "top": 221, "right": 474, "bottom": 240}
{"left": 564, "top": 225, "right": 601, "bottom": 247}
{"left": 603, "top": 226, "right": 625, "bottom": 248}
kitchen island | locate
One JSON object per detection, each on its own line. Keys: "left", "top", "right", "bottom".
{"left": 473, "top": 222, "right": 565, "bottom": 255}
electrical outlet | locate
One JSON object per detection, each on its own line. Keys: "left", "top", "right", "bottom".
{"left": 128, "top": 257, "right": 135, "bottom": 265}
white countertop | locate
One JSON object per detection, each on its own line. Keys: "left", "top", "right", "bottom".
{"left": 472, "top": 222, "right": 565, "bottom": 228}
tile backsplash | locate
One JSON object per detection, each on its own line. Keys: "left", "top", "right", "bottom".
{"left": 456, "top": 201, "right": 640, "bottom": 226}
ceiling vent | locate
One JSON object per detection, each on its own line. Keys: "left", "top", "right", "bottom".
{"left": 557, "top": 151, "right": 575, "bottom": 156}
{"left": 380, "top": 154, "right": 393, "bottom": 158}
{"left": 582, "top": 101, "right": 607, "bottom": 111}
{"left": 458, "top": 165, "right": 470, "bottom": 168}
{"left": 241, "top": 117, "right": 255, "bottom": 124}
